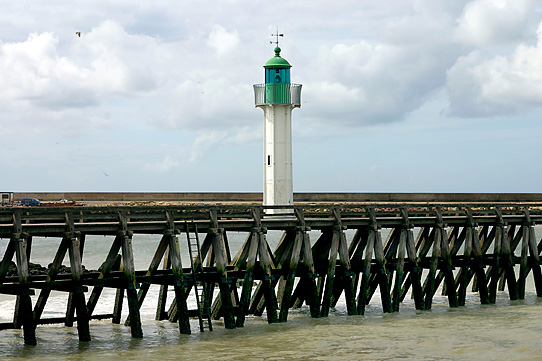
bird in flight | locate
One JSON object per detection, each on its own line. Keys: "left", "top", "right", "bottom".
{"left": 101, "top": 170, "right": 110, "bottom": 177}
{"left": 76, "top": 32, "right": 81, "bottom": 37}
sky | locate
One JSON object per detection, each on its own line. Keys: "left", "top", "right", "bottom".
{"left": 0, "top": 0, "right": 541, "bottom": 193}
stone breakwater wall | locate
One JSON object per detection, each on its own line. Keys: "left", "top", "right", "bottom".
{"left": 13, "top": 192, "right": 542, "bottom": 203}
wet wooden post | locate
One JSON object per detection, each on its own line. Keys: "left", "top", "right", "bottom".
{"left": 518, "top": 208, "right": 542, "bottom": 298}
{"left": 472, "top": 225, "right": 493, "bottom": 293}
{"left": 257, "top": 230, "right": 279, "bottom": 323}
{"left": 406, "top": 226, "right": 425, "bottom": 310}
{"left": 249, "top": 231, "right": 292, "bottom": 317}
{"left": 33, "top": 236, "right": 70, "bottom": 324}
{"left": 243, "top": 210, "right": 281, "bottom": 323}
{"left": 457, "top": 225, "right": 472, "bottom": 306}
{"left": 66, "top": 233, "right": 86, "bottom": 327}
{"left": 359, "top": 208, "right": 392, "bottom": 313}
{"left": 65, "top": 212, "right": 91, "bottom": 341}
{"left": 235, "top": 230, "right": 259, "bottom": 327}
{"left": 168, "top": 227, "right": 215, "bottom": 323}
{"left": 440, "top": 226, "right": 461, "bottom": 296}
{"left": 455, "top": 208, "right": 489, "bottom": 305}
{"left": 392, "top": 207, "right": 423, "bottom": 312}
{"left": 518, "top": 219, "right": 529, "bottom": 299}
{"left": 118, "top": 212, "right": 143, "bottom": 338}
{"left": 496, "top": 224, "right": 519, "bottom": 299}
{"left": 424, "top": 216, "right": 441, "bottom": 310}
{"left": 126, "top": 232, "right": 169, "bottom": 325}
{"left": 489, "top": 209, "right": 505, "bottom": 303}
{"left": 209, "top": 208, "right": 237, "bottom": 329}
{"left": 86, "top": 236, "right": 123, "bottom": 316}
{"left": 333, "top": 208, "right": 358, "bottom": 315}
{"left": 467, "top": 208, "right": 489, "bottom": 305}
{"left": 13, "top": 234, "right": 32, "bottom": 330}
{"left": 363, "top": 226, "right": 397, "bottom": 312}
{"left": 348, "top": 228, "right": 367, "bottom": 300}
{"left": 155, "top": 249, "right": 171, "bottom": 320}
{"left": 11, "top": 210, "right": 37, "bottom": 345}
{"left": 320, "top": 220, "right": 340, "bottom": 317}
{"left": 278, "top": 229, "right": 303, "bottom": 322}
{"left": 528, "top": 221, "right": 542, "bottom": 297}
{"left": 357, "top": 209, "right": 376, "bottom": 315}
{"left": 399, "top": 227, "right": 431, "bottom": 307}
{"left": 391, "top": 226, "right": 406, "bottom": 312}
{"left": 113, "top": 285, "right": 124, "bottom": 324}
{"left": 275, "top": 207, "right": 318, "bottom": 321}
{"left": 168, "top": 230, "right": 191, "bottom": 334}
{"left": 436, "top": 207, "right": 458, "bottom": 308}
{"left": 374, "top": 229, "right": 391, "bottom": 312}
{"left": 301, "top": 227, "right": 319, "bottom": 318}
{"left": 285, "top": 208, "right": 319, "bottom": 318}
{"left": 309, "top": 230, "right": 332, "bottom": 313}
{"left": 164, "top": 211, "right": 192, "bottom": 334}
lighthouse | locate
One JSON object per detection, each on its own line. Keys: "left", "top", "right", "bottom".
{"left": 254, "top": 40, "right": 301, "bottom": 213}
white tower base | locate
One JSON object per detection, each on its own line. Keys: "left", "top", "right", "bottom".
{"left": 259, "top": 104, "right": 294, "bottom": 214}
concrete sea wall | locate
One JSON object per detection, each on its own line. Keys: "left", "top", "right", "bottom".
{"left": 12, "top": 192, "right": 542, "bottom": 203}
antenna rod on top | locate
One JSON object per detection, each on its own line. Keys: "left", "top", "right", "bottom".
{"left": 270, "top": 27, "right": 284, "bottom": 47}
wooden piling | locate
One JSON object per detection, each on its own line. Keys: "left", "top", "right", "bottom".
{"left": 209, "top": 209, "right": 237, "bottom": 329}
{"left": 236, "top": 231, "right": 259, "bottom": 327}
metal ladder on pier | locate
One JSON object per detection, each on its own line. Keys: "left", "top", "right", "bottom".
{"left": 185, "top": 221, "right": 213, "bottom": 332}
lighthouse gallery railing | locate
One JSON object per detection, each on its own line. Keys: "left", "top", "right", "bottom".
{"left": 253, "top": 83, "right": 302, "bottom": 107}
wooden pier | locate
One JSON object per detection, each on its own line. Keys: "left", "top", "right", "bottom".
{"left": 1, "top": 201, "right": 541, "bottom": 345}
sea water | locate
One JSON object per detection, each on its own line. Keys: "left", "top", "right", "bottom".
{"left": 1, "top": 229, "right": 541, "bottom": 360}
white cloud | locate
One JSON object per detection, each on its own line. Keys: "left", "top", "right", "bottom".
{"left": 230, "top": 126, "right": 261, "bottom": 144}
{"left": 145, "top": 155, "right": 179, "bottom": 172}
{"left": 0, "top": 19, "right": 174, "bottom": 141}
{"left": 189, "top": 131, "right": 228, "bottom": 162}
{"left": 0, "top": 32, "right": 96, "bottom": 108}
{"left": 302, "top": 36, "right": 461, "bottom": 125}
{"left": 2, "top": 20, "right": 174, "bottom": 100}
{"left": 207, "top": 25, "right": 239, "bottom": 56}
{"left": 446, "top": 21, "right": 542, "bottom": 117}
{"left": 454, "top": 0, "right": 539, "bottom": 45}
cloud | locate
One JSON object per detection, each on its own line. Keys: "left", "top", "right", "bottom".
{"left": 207, "top": 25, "right": 240, "bottom": 56}
{"left": 145, "top": 155, "right": 179, "bottom": 172}
{"left": 189, "top": 131, "right": 228, "bottom": 162}
{"left": 1, "top": 1, "right": 537, "bottom": 140}
{"left": 163, "top": 78, "right": 254, "bottom": 130}
{"left": 454, "top": 0, "right": 539, "bottom": 46}
{"left": 302, "top": 37, "right": 461, "bottom": 126}
{"left": 446, "top": 21, "right": 542, "bottom": 117}
{"left": 0, "top": 32, "right": 97, "bottom": 108}
{"left": 0, "top": 20, "right": 177, "bottom": 142}
{"left": 0, "top": 21, "right": 167, "bottom": 111}
{"left": 143, "top": 130, "right": 231, "bottom": 172}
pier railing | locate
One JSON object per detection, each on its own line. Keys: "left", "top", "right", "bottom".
{"left": 1, "top": 202, "right": 541, "bottom": 345}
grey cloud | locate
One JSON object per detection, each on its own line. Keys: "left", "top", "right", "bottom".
{"left": 1, "top": 0, "right": 541, "bottom": 139}
{"left": 454, "top": 0, "right": 540, "bottom": 46}
{"left": 446, "top": 21, "right": 542, "bottom": 117}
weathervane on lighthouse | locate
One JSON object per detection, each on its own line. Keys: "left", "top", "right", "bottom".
{"left": 254, "top": 31, "right": 302, "bottom": 213}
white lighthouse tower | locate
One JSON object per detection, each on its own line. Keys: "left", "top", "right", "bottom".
{"left": 254, "top": 37, "right": 301, "bottom": 213}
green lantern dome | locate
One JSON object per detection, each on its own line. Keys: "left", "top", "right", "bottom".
{"left": 263, "top": 47, "right": 292, "bottom": 69}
